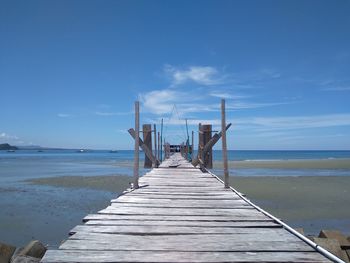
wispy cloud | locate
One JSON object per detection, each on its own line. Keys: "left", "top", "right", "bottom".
{"left": 139, "top": 89, "right": 183, "bottom": 115}
{"left": 322, "top": 86, "right": 350, "bottom": 91}
{"left": 95, "top": 111, "right": 132, "bottom": 116}
{"left": 0, "top": 132, "right": 19, "bottom": 140}
{"left": 152, "top": 113, "right": 350, "bottom": 131}
{"left": 0, "top": 132, "right": 29, "bottom": 145}
{"left": 140, "top": 87, "right": 289, "bottom": 115}
{"left": 234, "top": 113, "right": 350, "bottom": 131}
{"left": 227, "top": 101, "right": 291, "bottom": 110}
{"left": 209, "top": 92, "right": 247, "bottom": 99}
{"left": 165, "top": 65, "right": 226, "bottom": 86}
{"left": 57, "top": 113, "right": 72, "bottom": 118}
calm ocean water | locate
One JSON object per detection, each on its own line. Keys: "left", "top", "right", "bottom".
{"left": 1, "top": 149, "right": 350, "bottom": 247}
{"left": 1, "top": 150, "right": 349, "bottom": 183}
{"left": 1, "top": 149, "right": 350, "bottom": 181}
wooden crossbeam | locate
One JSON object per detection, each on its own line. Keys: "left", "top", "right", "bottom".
{"left": 192, "top": 123, "right": 232, "bottom": 167}
{"left": 128, "top": 128, "right": 160, "bottom": 167}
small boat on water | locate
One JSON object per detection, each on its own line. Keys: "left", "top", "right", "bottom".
{"left": 77, "top": 149, "right": 86, "bottom": 153}
{"left": 109, "top": 150, "right": 118, "bottom": 153}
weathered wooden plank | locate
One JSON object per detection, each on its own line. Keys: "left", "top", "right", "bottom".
{"left": 111, "top": 198, "right": 251, "bottom": 209}
{"left": 112, "top": 197, "right": 249, "bottom": 205}
{"left": 99, "top": 207, "right": 258, "bottom": 216}
{"left": 139, "top": 179, "right": 220, "bottom": 185}
{"left": 60, "top": 238, "right": 313, "bottom": 252}
{"left": 109, "top": 201, "right": 251, "bottom": 209}
{"left": 69, "top": 231, "right": 298, "bottom": 242}
{"left": 70, "top": 225, "right": 289, "bottom": 235}
{"left": 122, "top": 194, "right": 242, "bottom": 200}
{"left": 42, "top": 250, "right": 330, "bottom": 263}
{"left": 84, "top": 220, "right": 278, "bottom": 227}
{"left": 126, "top": 189, "right": 239, "bottom": 195}
{"left": 83, "top": 214, "right": 271, "bottom": 222}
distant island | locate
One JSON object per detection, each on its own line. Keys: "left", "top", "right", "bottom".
{"left": 0, "top": 143, "right": 18, "bottom": 150}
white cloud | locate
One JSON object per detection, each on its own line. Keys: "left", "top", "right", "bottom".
{"left": 139, "top": 89, "right": 183, "bottom": 115}
{"left": 140, "top": 87, "right": 289, "bottom": 115}
{"left": 227, "top": 101, "right": 290, "bottom": 110}
{"left": 165, "top": 65, "right": 225, "bottom": 86}
{"left": 57, "top": 113, "right": 72, "bottom": 118}
{"left": 209, "top": 92, "right": 247, "bottom": 99}
{"left": 234, "top": 113, "right": 350, "bottom": 131}
{"left": 152, "top": 113, "right": 350, "bottom": 131}
{"left": 0, "top": 132, "right": 18, "bottom": 140}
{"left": 323, "top": 86, "right": 350, "bottom": 91}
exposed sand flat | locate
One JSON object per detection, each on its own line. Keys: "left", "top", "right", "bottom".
{"left": 26, "top": 172, "right": 350, "bottom": 236}
{"left": 226, "top": 176, "right": 350, "bottom": 221}
{"left": 27, "top": 174, "right": 350, "bottom": 222}
{"left": 27, "top": 175, "right": 131, "bottom": 193}
{"left": 214, "top": 158, "right": 350, "bottom": 169}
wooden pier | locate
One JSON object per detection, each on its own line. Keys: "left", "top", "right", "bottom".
{"left": 42, "top": 153, "right": 332, "bottom": 263}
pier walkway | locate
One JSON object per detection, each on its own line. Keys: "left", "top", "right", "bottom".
{"left": 42, "top": 153, "right": 331, "bottom": 262}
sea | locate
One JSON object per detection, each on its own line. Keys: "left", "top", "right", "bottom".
{"left": 0, "top": 149, "right": 350, "bottom": 247}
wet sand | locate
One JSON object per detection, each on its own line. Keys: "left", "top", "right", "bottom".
{"left": 215, "top": 158, "right": 350, "bottom": 169}
{"left": 27, "top": 175, "right": 131, "bottom": 193}
{"left": 26, "top": 173, "right": 350, "bottom": 236}
{"left": 221, "top": 175, "right": 350, "bottom": 235}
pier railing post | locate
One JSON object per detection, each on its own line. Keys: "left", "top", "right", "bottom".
{"left": 153, "top": 124, "right": 157, "bottom": 167}
{"left": 191, "top": 130, "right": 194, "bottom": 161}
{"left": 198, "top": 123, "right": 203, "bottom": 169}
{"left": 157, "top": 131, "right": 160, "bottom": 163}
{"left": 143, "top": 124, "right": 153, "bottom": 168}
{"left": 202, "top": 124, "right": 213, "bottom": 169}
{"left": 133, "top": 101, "right": 140, "bottom": 189}
{"left": 221, "top": 99, "right": 229, "bottom": 188}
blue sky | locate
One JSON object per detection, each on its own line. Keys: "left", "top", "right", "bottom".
{"left": 0, "top": 0, "right": 349, "bottom": 150}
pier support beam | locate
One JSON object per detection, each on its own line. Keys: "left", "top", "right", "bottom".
{"left": 143, "top": 124, "right": 153, "bottom": 168}
{"left": 202, "top": 124, "right": 213, "bottom": 169}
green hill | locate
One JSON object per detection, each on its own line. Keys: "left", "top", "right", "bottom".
{"left": 0, "top": 143, "right": 18, "bottom": 150}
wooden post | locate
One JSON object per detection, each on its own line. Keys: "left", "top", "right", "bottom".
{"left": 153, "top": 124, "right": 157, "bottom": 166}
{"left": 160, "top": 118, "right": 163, "bottom": 161}
{"left": 133, "top": 101, "right": 139, "bottom": 189}
{"left": 197, "top": 123, "right": 204, "bottom": 169}
{"left": 143, "top": 124, "right": 153, "bottom": 168}
{"left": 157, "top": 131, "right": 160, "bottom": 162}
{"left": 191, "top": 130, "right": 194, "bottom": 161}
{"left": 202, "top": 124, "right": 213, "bottom": 169}
{"left": 191, "top": 123, "right": 231, "bottom": 167}
{"left": 221, "top": 99, "right": 229, "bottom": 188}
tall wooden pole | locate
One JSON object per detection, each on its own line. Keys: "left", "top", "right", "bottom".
{"left": 153, "top": 124, "right": 157, "bottom": 166}
{"left": 160, "top": 118, "right": 163, "bottom": 161}
{"left": 221, "top": 99, "right": 229, "bottom": 188}
{"left": 133, "top": 101, "right": 140, "bottom": 189}
{"left": 198, "top": 123, "right": 203, "bottom": 167}
{"left": 157, "top": 131, "right": 160, "bottom": 162}
{"left": 191, "top": 130, "right": 194, "bottom": 161}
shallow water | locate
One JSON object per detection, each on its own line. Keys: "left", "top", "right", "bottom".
{"left": 1, "top": 150, "right": 350, "bottom": 247}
